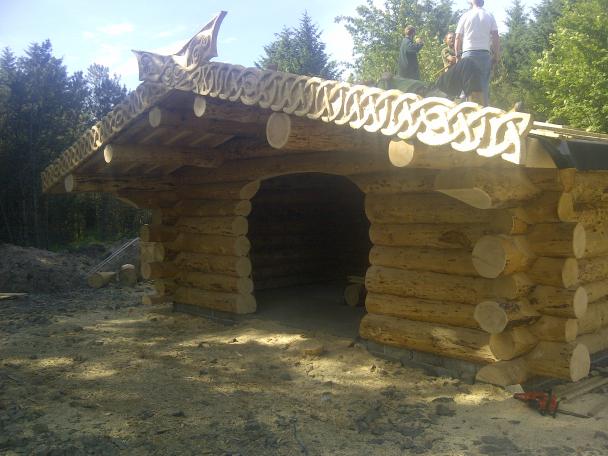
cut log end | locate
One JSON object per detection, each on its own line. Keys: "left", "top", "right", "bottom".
{"left": 148, "top": 107, "right": 162, "bottom": 128}
{"left": 388, "top": 140, "right": 414, "bottom": 167}
{"left": 64, "top": 174, "right": 75, "bottom": 193}
{"left": 103, "top": 145, "right": 114, "bottom": 164}
{"left": 475, "top": 301, "right": 509, "bottom": 334}
{"left": 437, "top": 188, "right": 493, "bottom": 210}
{"left": 266, "top": 112, "right": 292, "bottom": 150}
{"left": 193, "top": 95, "right": 207, "bottom": 118}
{"left": 573, "top": 223, "right": 587, "bottom": 259}
{"left": 344, "top": 283, "right": 365, "bottom": 307}
{"left": 472, "top": 236, "right": 508, "bottom": 279}
{"left": 570, "top": 344, "right": 591, "bottom": 382}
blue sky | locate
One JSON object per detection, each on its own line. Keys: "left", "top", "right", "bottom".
{"left": 0, "top": 0, "right": 540, "bottom": 89}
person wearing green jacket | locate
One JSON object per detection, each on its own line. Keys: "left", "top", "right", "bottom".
{"left": 398, "top": 26, "right": 424, "bottom": 80}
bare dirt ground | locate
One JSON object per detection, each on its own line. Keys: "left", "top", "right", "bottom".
{"left": 1, "top": 245, "right": 608, "bottom": 455}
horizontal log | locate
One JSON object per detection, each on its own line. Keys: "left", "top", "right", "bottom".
{"left": 174, "top": 252, "right": 252, "bottom": 277}
{"left": 387, "top": 140, "right": 509, "bottom": 169}
{"left": 365, "top": 292, "right": 478, "bottom": 329}
{"left": 578, "top": 256, "right": 608, "bottom": 283}
{"left": 584, "top": 279, "right": 608, "bottom": 303}
{"left": 527, "top": 257, "right": 579, "bottom": 288}
{"left": 149, "top": 106, "right": 264, "bottom": 137}
{"left": 529, "top": 285, "right": 588, "bottom": 319}
{"left": 87, "top": 271, "right": 116, "bottom": 289}
{"left": 558, "top": 193, "right": 608, "bottom": 225}
{"left": 176, "top": 216, "right": 248, "bottom": 236}
{"left": 577, "top": 299, "right": 608, "bottom": 335}
{"left": 140, "top": 241, "right": 166, "bottom": 263}
{"left": 351, "top": 169, "right": 438, "bottom": 194}
{"left": 175, "top": 180, "right": 260, "bottom": 200}
{"left": 474, "top": 300, "right": 540, "bottom": 334}
{"left": 193, "top": 96, "right": 269, "bottom": 124}
{"left": 528, "top": 222, "right": 586, "bottom": 259}
{"left": 140, "top": 262, "right": 178, "bottom": 280}
{"left": 577, "top": 327, "right": 608, "bottom": 355}
{"left": 525, "top": 341, "right": 589, "bottom": 382}
{"left": 172, "top": 233, "right": 250, "bottom": 257}
{"left": 266, "top": 112, "right": 386, "bottom": 154}
{"left": 369, "top": 223, "right": 516, "bottom": 250}
{"left": 583, "top": 222, "right": 608, "bottom": 258}
{"left": 174, "top": 286, "right": 256, "bottom": 314}
{"left": 528, "top": 315, "right": 579, "bottom": 342}
{"left": 177, "top": 271, "right": 254, "bottom": 294}
{"left": 174, "top": 199, "right": 252, "bottom": 217}
{"left": 489, "top": 327, "right": 538, "bottom": 360}
{"left": 525, "top": 168, "right": 572, "bottom": 191}
{"left": 177, "top": 150, "right": 394, "bottom": 184}
{"left": 64, "top": 174, "right": 177, "bottom": 193}
{"left": 472, "top": 235, "right": 534, "bottom": 279}
{"left": 365, "top": 193, "right": 519, "bottom": 225}
{"left": 365, "top": 265, "right": 524, "bottom": 305}
{"left": 140, "top": 224, "right": 177, "bottom": 243}
{"left": 513, "top": 192, "right": 562, "bottom": 224}
{"left": 492, "top": 273, "right": 535, "bottom": 300}
{"left": 369, "top": 245, "right": 476, "bottom": 276}
{"left": 360, "top": 313, "right": 495, "bottom": 364}
{"left": 563, "top": 171, "right": 608, "bottom": 203}
{"left": 103, "top": 143, "right": 223, "bottom": 169}
{"left": 117, "top": 191, "right": 178, "bottom": 209}
{"left": 434, "top": 168, "right": 540, "bottom": 209}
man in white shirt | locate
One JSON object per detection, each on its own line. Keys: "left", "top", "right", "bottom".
{"left": 455, "top": 0, "right": 500, "bottom": 106}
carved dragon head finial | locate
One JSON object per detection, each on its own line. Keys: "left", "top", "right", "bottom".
{"left": 133, "top": 11, "right": 227, "bottom": 83}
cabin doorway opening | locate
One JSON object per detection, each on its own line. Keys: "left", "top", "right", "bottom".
{"left": 249, "top": 173, "right": 371, "bottom": 338}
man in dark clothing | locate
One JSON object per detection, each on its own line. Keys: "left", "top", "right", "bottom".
{"left": 398, "top": 26, "right": 424, "bottom": 80}
{"left": 434, "top": 57, "right": 482, "bottom": 102}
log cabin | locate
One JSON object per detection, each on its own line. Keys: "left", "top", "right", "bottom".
{"left": 42, "top": 12, "right": 608, "bottom": 386}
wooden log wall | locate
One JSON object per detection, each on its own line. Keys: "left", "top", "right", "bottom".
{"left": 248, "top": 173, "right": 370, "bottom": 290}
{"left": 359, "top": 165, "right": 608, "bottom": 383}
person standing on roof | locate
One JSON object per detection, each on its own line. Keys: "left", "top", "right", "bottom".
{"left": 441, "top": 32, "right": 457, "bottom": 72}
{"left": 398, "top": 26, "right": 424, "bottom": 80}
{"left": 455, "top": 0, "right": 500, "bottom": 106}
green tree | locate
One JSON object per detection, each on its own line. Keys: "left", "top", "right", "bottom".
{"left": 86, "top": 63, "right": 127, "bottom": 122}
{"left": 533, "top": 0, "right": 608, "bottom": 132}
{"left": 336, "top": 0, "right": 459, "bottom": 83}
{"left": 256, "top": 11, "right": 341, "bottom": 79}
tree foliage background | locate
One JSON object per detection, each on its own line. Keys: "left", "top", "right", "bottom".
{"left": 0, "top": 41, "right": 147, "bottom": 249}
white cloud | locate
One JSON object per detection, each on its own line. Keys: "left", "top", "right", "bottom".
{"left": 94, "top": 43, "right": 128, "bottom": 68}
{"left": 98, "top": 23, "right": 134, "bottom": 36}
{"left": 82, "top": 31, "right": 96, "bottom": 40}
{"left": 323, "top": 22, "right": 353, "bottom": 64}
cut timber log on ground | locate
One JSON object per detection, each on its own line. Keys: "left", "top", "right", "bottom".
{"left": 472, "top": 235, "right": 534, "bottom": 278}
{"left": 365, "top": 292, "right": 478, "bottom": 329}
{"left": 434, "top": 168, "right": 540, "bottom": 209}
{"left": 369, "top": 245, "right": 477, "bottom": 276}
{"left": 118, "top": 264, "right": 138, "bottom": 286}
{"left": 476, "top": 342, "right": 590, "bottom": 385}
{"left": 360, "top": 313, "right": 495, "bottom": 364}
{"left": 474, "top": 300, "right": 540, "bottom": 334}
{"left": 529, "top": 285, "right": 588, "bottom": 319}
{"left": 266, "top": 112, "right": 386, "bottom": 154}
{"left": 174, "top": 287, "right": 256, "bottom": 314}
{"left": 87, "top": 271, "right": 117, "bottom": 289}
{"left": 489, "top": 327, "right": 538, "bottom": 360}
{"left": 177, "top": 271, "right": 254, "bottom": 294}
{"left": 528, "top": 315, "right": 579, "bottom": 342}
{"left": 344, "top": 283, "right": 366, "bottom": 307}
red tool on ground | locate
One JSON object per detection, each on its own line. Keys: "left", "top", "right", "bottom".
{"left": 513, "top": 390, "right": 590, "bottom": 418}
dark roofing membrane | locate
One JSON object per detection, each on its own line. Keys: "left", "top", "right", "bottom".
{"left": 533, "top": 137, "right": 608, "bottom": 170}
